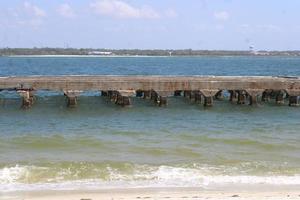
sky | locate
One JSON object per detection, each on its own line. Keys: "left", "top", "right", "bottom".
{"left": 0, "top": 0, "right": 300, "bottom": 50}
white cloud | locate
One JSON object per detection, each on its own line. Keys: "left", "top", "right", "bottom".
{"left": 90, "top": 0, "right": 160, "bottom": 19}
{"left": 4, "top": 2, "right": 47, "bottom": 28}
{"left": 57, "top": 3, "right": 76, "bottom": 18}
{"left": 23, "top": 2, "right": 46, "bottom": 17}
{"left": 214, "top": 11, "right": 229, "bottom": 21}
{"left": 165, "top": 8, "right": 178, "bottom": 18}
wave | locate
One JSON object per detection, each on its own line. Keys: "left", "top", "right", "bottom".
{"left": 1, "top": 164, "right": 300, "bottom": 192}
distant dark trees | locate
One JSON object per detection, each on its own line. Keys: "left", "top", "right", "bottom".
{"left": 0, "top": 48, "right": 299, "bottom": 56}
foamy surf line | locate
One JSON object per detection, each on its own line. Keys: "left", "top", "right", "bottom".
{"left": 1, "top": 165, "right": 300, "bottom": 192}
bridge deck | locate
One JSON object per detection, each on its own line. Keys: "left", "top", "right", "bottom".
{"left": 0, "top": 76, "right": 300, "bottom": 95}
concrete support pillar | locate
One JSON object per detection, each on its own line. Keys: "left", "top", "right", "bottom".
{"left": 194, "top": 92, "right": 202, "bottom": 103}
{"left": 246, "top": 90, "right": 263, "bottom": 106}
{"left": 153, "top": 94, "right": 166, "bottom": 106}
{"left": 115, "top": 90, "right": 135, "bottom": 106}
{"left": 157, "top": 96, "right": 167, "bottom": 106}
{"left": 67, "top": 96, "right": 77, "bottom": 107}
{"left": 270, "top": 90, "right": 279, "bottom": 99}
{"left": 108, "top": 90, "right": 118, "bottom": 102}
{"left": 64, "top": 90, "right": 80, "bottom": 108}
{"left": 214, "top": 90, "right": 224, "bottom": 100}
{"left": 115, "top": 95, "right": 131, "bottom": 106}
{"left": 249, "top": 96, "right": 257, "bottom": 105}
{"left": 229, "top": 90, "right": 237, "bottom": 102}
{"left": 204, "top": 96, "right": 213, "bottom": 107}
{"left": 262, "top": 90, "right": 271, "bottom": 102}
{"left": 200, "top": 90, "right": 219, "bottom": 107}
{"left": 174, "top": 90, "right": 182, "bottom": 96}
{"left": 183, "top": 90, "right": 191, "bottom": 98}
{"left": 276, "top": 91, "right": 285, "bottom": 105}
{"left": 151, "top": 90, "right": 157, "bottom": 100}
{"left": 152, "top": 91, "right": 173, "bottom": 106}
{"left": 17, "top": 90, "right": 35, "bottom": 109}
{"left": 189, "top": 91, "right": 196, "bottom": 101}
{"left": 237, "top": 90, "right": 246, "bottom": 105}
{"left": 289, "top": 96, "right": 299, "bottom": 107}
{"left": 143, "top": 90, "right": 151, "bottom": 99}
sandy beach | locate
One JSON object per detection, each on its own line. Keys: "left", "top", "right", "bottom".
{"left": 1, "top": 188, "right": 300, "bottom": 200}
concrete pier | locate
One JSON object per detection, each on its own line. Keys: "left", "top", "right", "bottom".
{"left": 115, "top": 90, "right": 135, "bottom": 106}
{"left": 275, "top": 90, "right": 285, "bottom": 105}
{"left": 229, "top": 90, "right": 238, "bottom": 102}
{"left": 237, "top": 90, "right": 247, "bottom": 105}
{"left": 204, "top": 96, "right": 213, "bottom": 107}
{"left": 17, "top": 89, "right": 35, "bottom": 109}
{"left": 200, "top": 90, "right": 219, "bottom": 107}
{"left": 289, "top": 96, "right": 299, "bottom": 106}
{"left": 194, "top": 91, "right": 202, "bottom": 103}
{"left": 0, "top": 76, "right": 300, "bottom": 108}
{"left": 247, "top": 89, "right": 263, "bottom": 105}
{"left": 262, "top": 90, "right": 272, "bottom": 102}
{"left": 143, "top": 90, "right": 151, "bottom": 99}
{"left": 151, "top": 91, "right": 172, "bottom": 106}
{"left": 183, "top": 90, "right": 191, "bottom": 98}
{"left": 64, "top": 90, "right": 80, "bottom": 107}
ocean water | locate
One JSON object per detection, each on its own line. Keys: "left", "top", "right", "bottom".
{"left": 0, "top": 56, "right": 300, "bottom": 192}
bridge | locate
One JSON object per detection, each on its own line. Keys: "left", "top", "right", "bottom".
{"left": 0, "top": 76, "right": 299, "bottom": 108}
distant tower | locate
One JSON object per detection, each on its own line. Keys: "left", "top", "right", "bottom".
{"left": 169, "top": 51, "right": 172, "bottom": 56}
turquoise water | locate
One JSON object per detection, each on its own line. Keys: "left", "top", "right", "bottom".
{"left": 0, "top": 56, "right": 300, "bottom": 192}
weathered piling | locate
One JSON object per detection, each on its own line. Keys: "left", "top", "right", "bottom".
{"left": 183, "top": 90, "right": 191, "bottom": 98}
{"left": 64, "top": 90, "right": 80, "bottom": 107}
{"left": 204, "top": 96, "right": 213, "bottom": 107}
{"left": 275, "top": 90, "right": 285, "bottom": 105}
{"left": 289, "top": 96, "right": 299, "bottom": 106}
{"left": 229, "top": 90, "right": 238, "bottom": 102}
{"left": 115, "top": 90, "right": 135, "bottom": 106}
{"left": 194, "top": 91, "right": 202, "bottom": 103}
{"left": 17, "top": 89, "right": 35, "bottom": 109}
{"left": 151, "top": 91, "right": 172, "bottom": 106}
{"left": 143, "top": 90, "right": 151, "bottom": 99}
{"left": 262, "top": 90, "right": 272, "bottom": 102}
{"left": 200, "top": 90, "right": 219, "bottom": 107}
{"left": 246, "top": 90, "right": 263, "bottom": 105}
{"left": 237, "top": 90, "right": 247, "bottom": 105}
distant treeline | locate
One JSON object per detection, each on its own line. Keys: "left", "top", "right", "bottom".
{"left": 1, "top": 48, "right": 300, "bottom": 56}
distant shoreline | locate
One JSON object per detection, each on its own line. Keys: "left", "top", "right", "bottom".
{"left": 5, "top": 55, "right": 171, "bottom": 58}
{"left": 1, "top": 48, "right": 300, "bottom": 57}
{"left": 2, "top": 54, "right": 300, "bottom": 58}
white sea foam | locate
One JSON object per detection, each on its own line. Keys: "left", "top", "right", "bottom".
{"left": 1, "top": 165, "right": 300, "bottom": 192}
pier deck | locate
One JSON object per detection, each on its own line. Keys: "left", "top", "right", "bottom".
{"left": 0, "top": 76, "right": 299, "bottom": 108}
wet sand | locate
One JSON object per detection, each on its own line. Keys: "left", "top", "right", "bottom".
{"left": 3, "top": 188, "right": 300, "bottom": 200}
